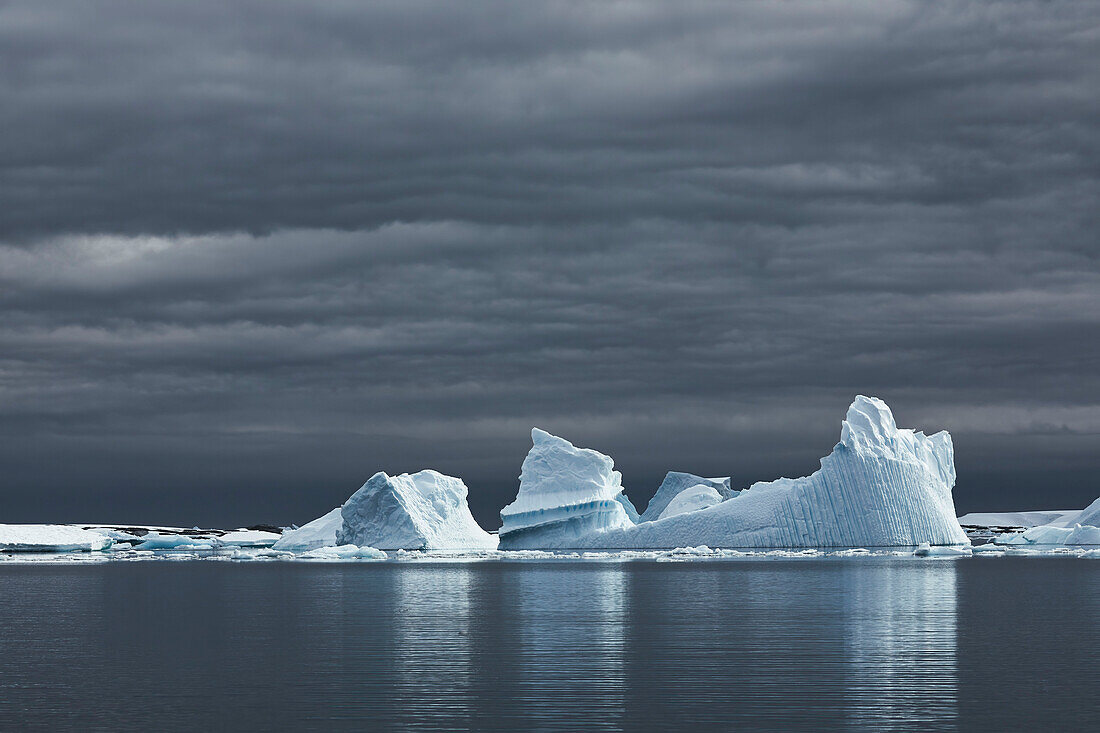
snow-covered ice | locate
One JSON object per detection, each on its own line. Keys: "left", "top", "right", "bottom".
{"left": 497, "top": 428, "right": 637, "bottom": 550}
{"left": 336, "top": 470, "right": 497, "bottom": 550}
{"left": 639, "top": 472, "right": 735, "bottom": 522}
{"left": 0, "top": 524, "right": 112, "bottom": 552}
{"left": 659, "top": 484, "right": 725, "bottom": 520}
{"left": 272, "top": 507, "right": 342, "bottom": 551}
{"left": 957, "top": 510, "right": 1080, "bottom": 529}
{"left": 565, "top": 396, "right": 970, "bottom": 549}
{"left": 217, "top": 529, "right": 281, "bottom": 547}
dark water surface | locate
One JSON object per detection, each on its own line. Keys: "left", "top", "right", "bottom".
{"left": 1, "top": 558, "right": 1097, "bottom": 732}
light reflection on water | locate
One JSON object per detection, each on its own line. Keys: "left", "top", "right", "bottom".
{"left": 0, "top": 558, "right": 1096, "bottom": 732}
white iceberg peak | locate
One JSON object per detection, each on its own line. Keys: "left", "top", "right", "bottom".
{"left": 498, "top": 428, "right": 636, "bottom": 549}
{"left": 337, "top": 470, "right": 496, "bottom": 550}
{"left": 504, "top": 428, "right": 627, "bottom": 515}
{"left": 840, "top": 395, "right": 898, "bottom": 451}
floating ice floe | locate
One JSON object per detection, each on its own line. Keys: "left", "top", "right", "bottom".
{"left": 639, "top": 472, "right": 736, "bottom": 522}
{"left": 298, "top": 544, "right": 386, "bottom": 560}
{"left": 914, "top": 542, "right": 972, "bottom": 557}
{"left": 497, "top": 428, "right": 638, "bottom": 550}
{"left": 272, "top": 507, "right": 342, "bottom": 551}
{"left": 336, "top": 470, "right": 497, "bottom": 550}
{"left": 0, "top": 524, "right": 112, "bottom": 552}
{"left": 558, "top": 396, "right": 970, "bottom": 549}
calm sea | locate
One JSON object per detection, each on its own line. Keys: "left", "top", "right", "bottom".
{"left": 1, "top": 557, "right": 1096, "bottom": 732}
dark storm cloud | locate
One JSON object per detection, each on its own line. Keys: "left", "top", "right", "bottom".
{"left": 1, "top": 1, "right": 1098, "bottom": 526}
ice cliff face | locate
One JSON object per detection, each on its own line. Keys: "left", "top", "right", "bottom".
{"left": 640, "top": 472, "right": 736, "bottom": 522}
{"left": 336, "top": 470, "right": 497, "bottom": 550}
{"left": 569, "top": 396, "right": 969, "bottom": 549}
{"left": 497, "top": 428, "right": 636, "bottom": 550}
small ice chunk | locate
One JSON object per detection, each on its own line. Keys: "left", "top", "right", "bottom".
{"left": 914, "top": 542, "right": 972, "bottom": 557}
{"left": 299, "top": 544, "right": 386, "bottom": 560}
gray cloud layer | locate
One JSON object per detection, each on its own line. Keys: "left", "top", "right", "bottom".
{"left": 1, "top": 1, "right": 1098, "bottom": 526}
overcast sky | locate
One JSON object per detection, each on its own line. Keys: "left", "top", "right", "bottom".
{"left": 1, "top": 0, "right": 1098, "bottom": 527}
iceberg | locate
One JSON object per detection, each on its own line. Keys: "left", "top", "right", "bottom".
{"left": 640, "top": 472, "right": 736, "bottom": 522}
{"left": 0, "top": 524, "right": 113, "bottom": 552}
{"left": 498, "top": 428, "right": 637, "bottom": 550}
{"left": 659, "top": 484, "right": 725, "bottom": 520}
{"left": 336, "top": 470, "right": 497, "bottom": 550}
{"left": 1073, "top": 496, "right": 1100, "bottom": 528}
{"left": 272, "top": 508, "right": 342, "bottom": 552}
{"left": 567, "top": 396, "right": 969, "bottom": 549}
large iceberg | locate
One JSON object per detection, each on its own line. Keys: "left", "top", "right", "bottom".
{"left": 568, "top": 396, "right": 969, "bottom": 548}
{"left": 0, "top": 524, "right": 112, "bottom": 552}
{"left": 336, "top": 470, "right": 497, "bottom": 550}
{"left": 497, "top": 428, "right": 637, "bottom": 550}
{"left": 272, "top": 508, "right": 342, "bottom": 552}
{"left": 639, "top": 472, "right": 736, "bottom": 522}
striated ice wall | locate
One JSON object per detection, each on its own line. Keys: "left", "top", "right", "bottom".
{"left": 571, "top": 396, "right": 969, "bottom": 548}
